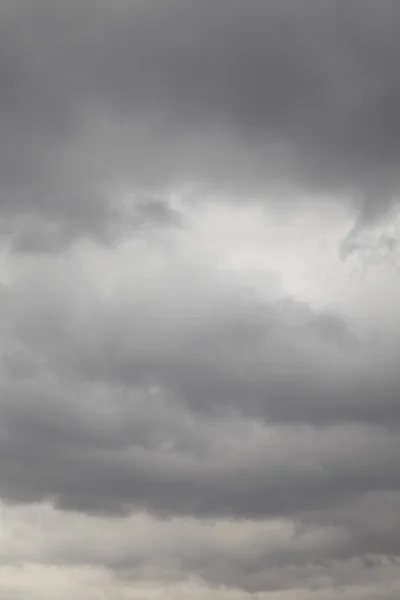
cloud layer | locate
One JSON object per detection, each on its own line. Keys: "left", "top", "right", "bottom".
{"left": 1, "top": 2, "right": 400, "bottom": 599}
{"left": 2, "top": 0, "right": 400, "bottom": 237}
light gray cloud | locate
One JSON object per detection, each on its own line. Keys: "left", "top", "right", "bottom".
{"left": 0, "top": 229, "right": 398, "bottom": 529}
{"left": 3, "top": 237, "right": 398, "bottom": 427}
{"left": 2, "top": 500, "right": 400, "bottom": 596}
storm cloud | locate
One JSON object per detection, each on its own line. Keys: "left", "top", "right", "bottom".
{"left": 2, "top": 0, "right": 400, "bottom": 233}
{"left": 1, "top": 2, "right": 400, "bottom": 600}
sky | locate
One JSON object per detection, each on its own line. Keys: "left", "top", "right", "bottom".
{"left": 1, "top": 1, "right": 400, "bottom": 599}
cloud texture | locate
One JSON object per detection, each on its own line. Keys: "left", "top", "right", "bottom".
{"left": 1, "top": 2, "right": 400, "bottom": 599}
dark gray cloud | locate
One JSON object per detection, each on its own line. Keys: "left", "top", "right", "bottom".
{"left": 1, "top": 387, "right": 399, "bottom": 522}
{"left": 1, "top": 0, "right": 400, "bottom": 245}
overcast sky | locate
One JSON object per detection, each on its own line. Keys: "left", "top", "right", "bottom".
{"left": 1, "top": 1, "right": 400, "bottom": 599}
